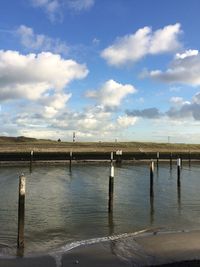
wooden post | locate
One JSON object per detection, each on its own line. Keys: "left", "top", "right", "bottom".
{"left": 177, "top": 158, "right": 181, "bottom": 187}
{"left": 156, "top": 152, "right": 159, "bottom": 169}
{"left": 189, "top": 150, "right": 191, "bottom": 167}
{"left": 17, "top": 174, "right": 26, "bottom": 252}
{"left": 108, "top": 164, "right": 114, "bottom": 213}
{"left": 111, "top": 152, "right": 113, "bottom": 164}
{"left": 170, "top": 152, "right": 172, "bottom": 169}
{"left": 30, "top": 150, "right": 33, "bottom": 172}
{"left": 150, "top": 161, "right": 154, "bottom": 197}
{"left": 69, "top": 150, "right": 72, "bottom": 171}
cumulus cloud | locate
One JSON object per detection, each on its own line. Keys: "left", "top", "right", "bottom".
{"left": 146, "top": 49, "right": 200, "bottom": 86}
{"left": 16, "top": 25, "right": 69, "bottom": 54}
{"left": 126, "top": 107, "right": 161, "bottom": 119}
{"left": 101, "top": 23, "right": 181, "bottom": 66}
{"left": 86, "top": 79, "right": 136, "bottom": 108}
{"left": 117, "top": 114, "right": 138, "bottom": 127}
{"left": 30, "top": 0, "right": 95, "bottom": 21}
{"left": 0, "top": 50, "right": 88, "bottom": 101}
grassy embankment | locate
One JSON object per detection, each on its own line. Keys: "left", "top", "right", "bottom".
{"left": 0, "top": 136, "right": 199, "bottom": 153}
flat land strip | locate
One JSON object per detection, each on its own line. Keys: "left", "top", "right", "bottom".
{"left": 0, "top": 136, "right": 199, "bottom": 153}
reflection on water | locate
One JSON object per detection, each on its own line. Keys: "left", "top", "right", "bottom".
{"left": 0, "top": 162, "right": 200, "bottom": 255}
{"left": 177, "top": 182, "right": 181, "bottom": 212}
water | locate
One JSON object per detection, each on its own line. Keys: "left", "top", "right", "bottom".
{"left": 0, "top": 162, "right": 200, "bottom": 256}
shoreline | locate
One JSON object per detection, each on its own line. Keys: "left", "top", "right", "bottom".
{"left": 1, "top": 229, "right": 200, "bottom": 266}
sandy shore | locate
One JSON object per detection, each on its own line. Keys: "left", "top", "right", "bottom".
{"left": 1, "top": 230, "right": 200, "bottom": 267}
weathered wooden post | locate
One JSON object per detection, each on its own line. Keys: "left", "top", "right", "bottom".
{"left": 180, "top": 156, "right": 183, "bottom": 169}
{"left": 189, "top": 150, "right": 191, "bottom": 167}
{"left": 17, "top": 174, "right": 26, "bottom": 253}
{"left": 69, "top": 150, "right": 72, "bottom": 171}
{"left": 170, "top": 152, "right": 172, "bottom": 169}
{"left": 110, "top": 152, "right": 113, "bottom": 164}
{"left": 156, "top": 152, "right": 159, "bottom": 168}
{"left": 108, "top": 164, "right": 114, "bottom": 213}
{"left": 150, "top": 160, "right": 154, "bottom": 224}
{"left": 30, "top": 150, "right": 33, "bottom": 172}
{"left": 177, "top": 158, "right": 181, "bottom": 187}
{"left": 150, "top": 161, "right": 154, "bottom": 197}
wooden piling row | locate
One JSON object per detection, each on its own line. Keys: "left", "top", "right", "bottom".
{"left": 13, "top": 152, "right": 190, "bottom": 254}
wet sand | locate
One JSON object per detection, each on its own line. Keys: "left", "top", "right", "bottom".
{"left": 1, "top": 230, "right": 200, "bottom": 267}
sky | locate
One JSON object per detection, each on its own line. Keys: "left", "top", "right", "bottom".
{"left": 1, "top": 0, "right": 200, "bottom": 143}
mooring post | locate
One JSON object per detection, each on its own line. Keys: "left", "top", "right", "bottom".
{"left": 150, "top": 161, "right": 154, "bottom": 197}
{"left": 170, "top": 152, "right": 172, "bottom": 169}
{"left": 189, "top": 150, "right": 191, "bottom": 167}
{"left": 17, "top": 174, "right": 26, "bottom": 252}
{"left": 69, "top": 150, "right": 72, "bottom": 171}
{"left": 108, "top": 164, "right": 114, "bottom": 213}
{"left": 30, "top": 150, "right": 33, "bottom": 172}
{"left": 177, "top": 158, "right": 181, "bottom": 187}
{"left": 111, "top": 151, "right": 113, "bottom": 164}
{"left": 156, "top": 152, "right": 159, "bottom": 169}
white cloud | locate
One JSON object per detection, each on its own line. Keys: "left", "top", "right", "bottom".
{"left": 86, "top": 79, "right": 136, "bottom": 107}
{"left": 117, "top": 115, "right": 138, "bottom": 127}
{"left": 149, "top": 24, "right": 181, "bottom": 54}
{"left": 170, "top": 96, "right": 188, "bottom": 107}
{"left": 175, "top": 49, "right": 198, "bottom": 59}
{"left": 101, "top": 23, "right": 181, "bottom": 66}
{"left": 146, "top": 49, "right": 200, "bottom": 86}
{"left": 41, "top": 92, "right": 72, "bottom": 117}
{"left": 67, "top": 0, "right": 94, "bottom": 11}
{"left": 30, "top": 0, "right": 95, "bottom": 21}
{"left": 31, "top": 0, "right": 61, "bottom": 21}
{"left": 16, "top": 25, "right": 69, "bottom": 54}
{"left": 0, "top": 50, "right": 88, "bottom": 101}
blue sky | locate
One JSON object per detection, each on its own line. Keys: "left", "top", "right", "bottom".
{"left": 1, "top": 0, "right": 200, "bottom": 143}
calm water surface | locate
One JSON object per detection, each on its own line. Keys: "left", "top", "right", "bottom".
{"left": 0, "top": 162, "right": 200, "bottom": 255}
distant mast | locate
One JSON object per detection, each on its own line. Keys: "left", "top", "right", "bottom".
{"left": 73, "top": 132, "right": 76, "bottom": 143}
